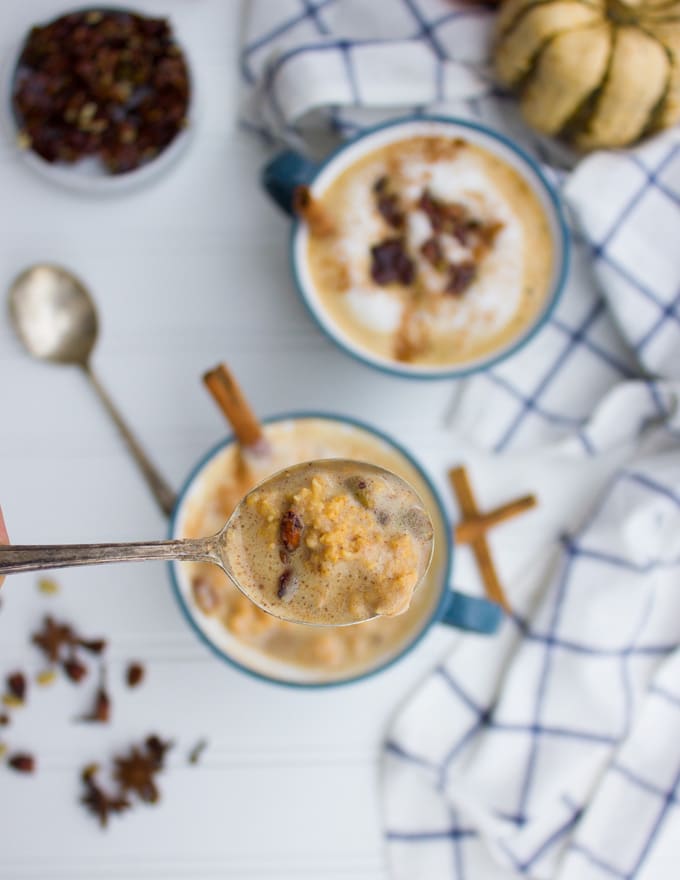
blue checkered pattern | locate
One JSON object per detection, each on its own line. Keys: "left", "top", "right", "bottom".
{"left": 241, "top": 0, "right": 680, "bottom": 452}
{"left": 382, "top": 454, "right": 680, "bottom": 878}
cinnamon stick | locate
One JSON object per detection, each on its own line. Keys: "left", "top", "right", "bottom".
{"left": 292, "top": 185, "right": 336, "bottom": 237}
{"left": 202, "top": 363, "right": 267, "bottom": 451}
{"left": 455, "top": 494, "right": 537, "bottom": 544}
{"left": 448, "top": 466, "right": 510, "bottom": 613}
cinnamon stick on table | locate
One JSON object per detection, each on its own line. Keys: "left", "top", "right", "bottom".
{"left": 448, "top": 466, "right": 511, "bottom": 614}
{"left": 202, "top": 363, "right": 269, "bottom": 453}
{"left": 455, "top": 494, "right": 537, "bottom": 545}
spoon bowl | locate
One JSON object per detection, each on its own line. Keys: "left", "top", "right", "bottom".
{"left": 0, "top": 460, "right": 435, "bottom": 627}
{"left": 9, "top": 264, "right": 98, "bottom": 364}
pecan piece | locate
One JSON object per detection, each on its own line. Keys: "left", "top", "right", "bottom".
{"left": 280, "top": 510, "right": 303, "bottom": 552}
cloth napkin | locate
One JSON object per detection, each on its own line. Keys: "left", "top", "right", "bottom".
{"left": 240, "top": 3, "right": 680, "bottom": 877}
{"left": 383, "top": 445, "right": 680, "bottom": 879}
{"left": 240, "top": 0, "right": 680, "bottom": 453}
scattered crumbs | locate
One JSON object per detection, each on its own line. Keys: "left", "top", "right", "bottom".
{"left": 63, "top": 656, "right": 88, "bottom": 684}
{"left": 8, "top": 752, "right": 35, "bottom": 774}
{"left": 126, "top": 662, "right": 145, "bottom": 689}
{"left": 35, "top": 669, "right": 57, "bottom": 687}
{"left": 37, "top": 577, "right": 60, "bottom": 596}
{"left": 78, "top": 678, "right": 111, "bottom": 724}
{"left": 6, "top": 671, "right": 27, "bottom": 702}
{"left": 187, "top": 739, "right": 208, "bottom": 765}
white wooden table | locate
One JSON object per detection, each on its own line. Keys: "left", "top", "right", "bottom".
{"left": 0, "top": 3, "right": 620, "bottom": 877}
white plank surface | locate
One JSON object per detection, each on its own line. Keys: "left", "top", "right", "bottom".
{"left": 0, "top": 2, "right": 622, "bottom": 877}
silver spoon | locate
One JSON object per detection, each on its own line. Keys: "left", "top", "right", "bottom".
{"left": 8, "top": 264, "right": 176, "bottom": 517}
{"left": 0, "top": 460, "right": 434, "bottom": 627}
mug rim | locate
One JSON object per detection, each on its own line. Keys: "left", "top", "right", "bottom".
{"left": 168, "top": 410, "right": 454, "bottom": 689}
{"left": 289, "top": 114, "right": 570, "bottom": 380}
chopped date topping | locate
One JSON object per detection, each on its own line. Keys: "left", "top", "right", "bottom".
{"left": 277, "top": 569, "right": 297, "bottom": 599}
{"left": 418, "top": 191, "right": 466, "bottom": 237}
{"left": 370, "top": 238, "right": 415, "bottom": 286}
{"left": 446, "top": 261, "right": 477, "bottom": 296}
{"left": 81, "top": 764, "right": 130, "bottom": 828}
{"left": 420, "top": 236, "right": 446, "bottom": 270}
{"left": 7, "top": 672, "right": 27, "bottom": 702}
{"left": 126, "top": 662, "right": 145, "bottom": 689}
{"left": 280, "top": 510, "right": 303, "bottom": 552}
{"left": 373, "top": 176, "right": 404, "bottom": 229}
{"left": 377, "top": 193, "right": 405, "bottom": 229}
{"left": 12, "top": 11, "right": 190, "bottom": 174}
{"left": 8, "top": 752, "right": 35, "bottom": 774}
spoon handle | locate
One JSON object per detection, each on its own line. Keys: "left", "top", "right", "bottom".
{"left": 0, "top": 537, "right": 216, "bottom": 576}
{"left": 83, "top": 363, "right": 177, "bottom": 517}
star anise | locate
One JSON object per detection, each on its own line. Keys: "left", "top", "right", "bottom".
{"left": 113, "top": 735, "right": 172, "bottom": 803}
{"left": 81, "top": 764, "right": 130, "bottom": 828}
{"left": 32, "top": 615, "right": 76, "bottom": 663}
{"left": 78, "top": 638, "right": 107, "bottom": 655}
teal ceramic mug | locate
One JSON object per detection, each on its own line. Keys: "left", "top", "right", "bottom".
{"left": 262, "top": 115, "right": 569, "bottom": 380}
{"left": 169, "top": 412, "right": 503, "bottom": 688}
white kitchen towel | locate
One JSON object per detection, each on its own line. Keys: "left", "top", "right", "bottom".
{"left": 240, "top": 0, "right": 680, "bottom": 452}
{"left": 383, "top": 449, "right": 680, "bottom": 879}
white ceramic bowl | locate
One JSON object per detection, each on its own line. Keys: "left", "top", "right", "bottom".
{"left": 3, "top": 7, "right": 195, "bottom": 196}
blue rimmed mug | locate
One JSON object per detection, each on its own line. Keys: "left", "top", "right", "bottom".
{"left": 168, "top": 412, "right": 502, "bottom": 688}
{"left": 262, "top": 115, "right": 569, "bottom": 380}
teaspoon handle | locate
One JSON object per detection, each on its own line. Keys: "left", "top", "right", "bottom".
{"left": 0, "top": 537, "right": 218, "bottom": 576}
{"left": 82, "top": 363, "right": 177, "bottom": 518}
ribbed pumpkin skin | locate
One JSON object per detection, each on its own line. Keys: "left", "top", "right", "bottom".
{"left": 495, "top": 0, "right": 680, "bottom": 150}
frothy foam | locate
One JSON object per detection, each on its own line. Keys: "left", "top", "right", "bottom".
{"left": 328, "top": 152, "right": 524, "bottom": 341}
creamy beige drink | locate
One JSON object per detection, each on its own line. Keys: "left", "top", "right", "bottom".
{"left": 178, "top": 419, "right": 446, "bottom": 676}
{"left": 228, "top": 460, "right": 433, "bottom": 625}
{"left": 303, "top": 135, "right": 554, "bottom": 367}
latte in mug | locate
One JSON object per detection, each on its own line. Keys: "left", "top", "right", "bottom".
{"left": 300, "top": 134, "right": 555, "bottom": 369}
